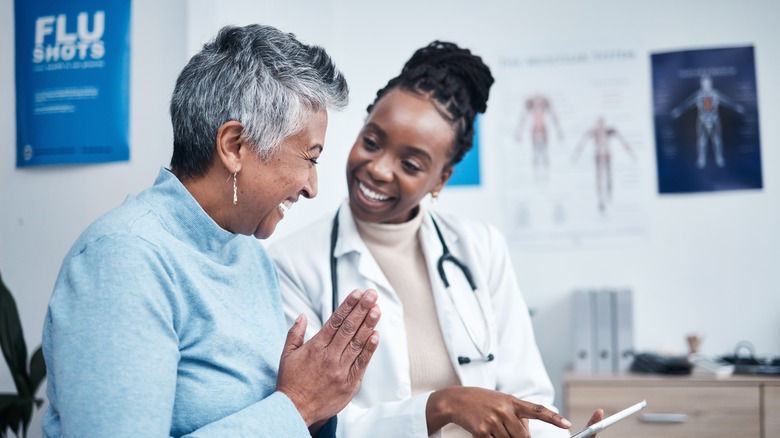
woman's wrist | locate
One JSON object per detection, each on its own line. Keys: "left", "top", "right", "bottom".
{"left": 426, "top": 387, "right": 457, "bottom": 434}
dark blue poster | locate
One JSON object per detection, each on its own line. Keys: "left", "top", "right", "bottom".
{"left": 651, "top": 46, "right": 762, "bottom": 193}
{"left": 15, "top": 0, "right": 132, "bottom": 167}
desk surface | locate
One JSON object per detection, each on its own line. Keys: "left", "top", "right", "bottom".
{"left": 564, "top": 372, "right": 780, "bottom": 386}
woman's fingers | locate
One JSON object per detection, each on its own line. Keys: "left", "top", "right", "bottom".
{"left": 343, "top": 305, "right": 381, "bottom": 362}
{"left": 349, "top": 331, "right": 380, "bottom": 379}
{"left": 311, "top": 289, "right": 380, "bottom": 359}
{"left": 329, "top": 289, "right": 378, "bottom": 352}
{"left": 282, "top": 314, "right": 307, "bottom": 355}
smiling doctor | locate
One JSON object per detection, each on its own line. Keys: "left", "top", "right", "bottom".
{"left": 269, "top": 41, "right": 602, "bottom": 437}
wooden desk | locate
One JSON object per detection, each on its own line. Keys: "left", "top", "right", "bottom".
{"left": 564, "top": 373, "right": 780, "bottom": 438}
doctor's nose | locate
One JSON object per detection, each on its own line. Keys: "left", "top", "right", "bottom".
{"left": 366, "top": 153, "right": 394, "bottom": 183}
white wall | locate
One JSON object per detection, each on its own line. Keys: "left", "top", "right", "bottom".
{"left": 187, "top": 0, "right": 780, "bottom": 410}
{"left": 0, "top": 0, "right": 188, "bottom": 435}
{"left": 1, "top": 0, "right": 778, "bottom": 434}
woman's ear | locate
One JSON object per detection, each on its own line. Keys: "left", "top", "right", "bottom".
{"left": 215, "top": 121, "right": 245, "bottom": 173}
{"left": 432, "top": 166, "right": 454, "bottom": 195}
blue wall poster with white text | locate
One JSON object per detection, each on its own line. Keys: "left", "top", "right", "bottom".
{"left": 15, "top": 0, "right": 132, "bottom": 167}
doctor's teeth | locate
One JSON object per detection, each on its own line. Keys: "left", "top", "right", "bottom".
{"left": 359, "top": 182, "right": 389, "bottom": 201}
{"left": 279, "top": 200, "right": 293, "bottom": 213}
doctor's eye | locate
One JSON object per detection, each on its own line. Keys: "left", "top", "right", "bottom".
{"left": 362, "top": 137, "right": 380, "bottom": 152}
{"left": 401, "top": 160, "right": 422, "bottom": 173}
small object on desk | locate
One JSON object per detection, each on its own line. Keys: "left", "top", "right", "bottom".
{"left": 630, "top": 352, "right": 692, "bottom": 375}
{"left": 638, "top": 412, "right": 689, "bottom": 424}
{"left": 689, "top": 354, "right": 735, "bottom": 379}
{"left": 686, "top": 333, "right": 703, "bottom": 355}
{"left": 718, "top": 340, "right": 780, "bottom": 376}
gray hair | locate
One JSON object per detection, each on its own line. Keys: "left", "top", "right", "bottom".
{"left": 169, "top": 24, "right": 349, "bottom": 179}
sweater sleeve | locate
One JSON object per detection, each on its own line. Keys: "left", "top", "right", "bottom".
{"left": 43, "top": 236, "right": 313, "bottom": 437}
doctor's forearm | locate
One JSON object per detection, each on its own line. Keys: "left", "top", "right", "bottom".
{"left": 425, "top": 387, "right": 457, "bottom": 435}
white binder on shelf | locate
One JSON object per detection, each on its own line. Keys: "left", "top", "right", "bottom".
{"left": 613, "top": 289, "right": 635, "bottom": 372}
{"left": 571, "top": 290, "right": 594, "bottom": 373}
{"left": 593, "top": 290, "right": 614, "bottom": 373}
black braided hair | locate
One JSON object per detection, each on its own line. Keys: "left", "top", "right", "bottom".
{"left": 367, "top": 41, "right": 494, "bottom": 166}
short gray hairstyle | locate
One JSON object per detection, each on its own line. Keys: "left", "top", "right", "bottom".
{"left": 169, "top": 24, "right": 349, "bottom": 179}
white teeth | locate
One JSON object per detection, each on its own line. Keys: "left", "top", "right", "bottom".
{"left": 359, "top": 182, "right": 389, "bottom": 202}
{"left": 279, "top": 200, "right": 293, "bottom": 213}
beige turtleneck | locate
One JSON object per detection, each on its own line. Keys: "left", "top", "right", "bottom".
{"left": 354, "top": 210, "right": 469, "bottom": 437}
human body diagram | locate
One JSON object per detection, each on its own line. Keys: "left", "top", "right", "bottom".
{"left": 670, "top": 74, "right": 745, "bottom": 168}
{"left": 514, "top": 94, "right": 562, "bottom": 182}
{"left": 572, "top": 117, "right": 635, "bottom": 212}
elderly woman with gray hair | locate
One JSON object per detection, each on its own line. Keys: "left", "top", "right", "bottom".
{"left": 42, "top": 24, "right": 380, "bottom": 437}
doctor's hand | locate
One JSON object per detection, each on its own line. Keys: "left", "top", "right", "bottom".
{"left": 426, "top": 387, "right": 572, "bottom": 438}
{"left": 584, "top": 409, "right": 605, "bottom": 437}
{"left": 277, "top": 289, "right": 381, "bottom": 430}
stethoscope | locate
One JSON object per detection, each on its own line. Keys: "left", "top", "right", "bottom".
{"left": 330, "top": 209, "right": 495, "bottom": 365}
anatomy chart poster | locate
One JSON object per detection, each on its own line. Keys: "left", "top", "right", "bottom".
{"left": 493, "top": 44, "right": 651, "bottom": 250}
{"left": 15, "top": 0, "right": 132, "bottom": 167}
{"left": 651, "top": 46, "right": 762, "bottom": 193}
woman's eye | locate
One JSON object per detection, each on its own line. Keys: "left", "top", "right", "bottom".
{"left": 309, "top": 158, "right": 319, "bottom": 165}
{"left": 402, "top": 160, "right": 422, "bottom": 173}
{"left": 363, "top": 137, "right": 379, "bottom": 151}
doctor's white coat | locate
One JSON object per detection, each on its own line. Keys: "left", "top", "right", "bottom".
{"left": 268, "top": 202, "right": 569, "bottom": 437}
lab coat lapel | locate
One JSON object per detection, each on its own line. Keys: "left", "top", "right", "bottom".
{"left": 420, "top": 210, "right": 466, "bottom": 379}
{"left": 335, "top": 204, "right": 395, "bottom": 299}
{"left": 421, "top": 210, "right": 494, "bottom": 387}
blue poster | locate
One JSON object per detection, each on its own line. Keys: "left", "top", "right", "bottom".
{"left": 15, "top": 0, "right": 132, "bottom": 167}
{"left": 449, "top": 114, "right": 481, "bottom": 186}
{"left": 651, "top": 46, "right": 762, "bottom": 193}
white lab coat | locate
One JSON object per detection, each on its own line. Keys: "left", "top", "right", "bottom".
{"left": 268, "top": 201, "right": 569, "bottom": 438}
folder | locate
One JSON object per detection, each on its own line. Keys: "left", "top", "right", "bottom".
{"left": 593, "top": 290, "right": 614, "bottom": 373}
{"left": 613, "top": 289, "right": 635, "bottom": 372}
{"left": 571, "top": 290, "right": 594, "bottom": 373}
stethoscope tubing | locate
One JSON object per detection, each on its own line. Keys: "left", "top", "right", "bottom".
{"left": 329, "top": 208, "right": 494, "bottom": 364}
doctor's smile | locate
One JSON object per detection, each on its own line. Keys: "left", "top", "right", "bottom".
{"left": 357, "top": 180, "right": 391, "bottom": 203}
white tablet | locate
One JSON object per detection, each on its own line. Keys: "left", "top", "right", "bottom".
{"left": 570, "top": 400, "right": 647, "bottom": 438}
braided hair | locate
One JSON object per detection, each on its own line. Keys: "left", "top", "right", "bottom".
{"left": 367, "top": 41, "right": 494, "bottom": 167}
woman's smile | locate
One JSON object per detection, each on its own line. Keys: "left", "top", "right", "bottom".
{"left": 358, "top": 181, "right": 391, "bottom": 203}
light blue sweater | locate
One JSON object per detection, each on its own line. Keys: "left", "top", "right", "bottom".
{"left": 42, "top": 168, "right": 334, "bottom": 437}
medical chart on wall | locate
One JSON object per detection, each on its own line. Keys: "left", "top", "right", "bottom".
{"left": 493, "top": 44, "right": 651, "bottom": 250}
{"left": 651, "top": 46, "right": 762, "bottom": 193}
{"left": 14, "top": 0, "right": 132, "bottom": 167}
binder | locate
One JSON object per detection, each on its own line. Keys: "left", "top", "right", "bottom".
{"left": 571, "top": 290, "right": 594, "bottom": 373}
{"left": 593, "top": 290, "right": 614, "bottom": 373}
{"left": 613, "top": 289, "right": 635, "bottom": 372}
{"left": 571, "top": 289, "right": 635, "bottom": 374}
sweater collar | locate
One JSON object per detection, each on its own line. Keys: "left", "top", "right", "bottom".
{"left": 335, "top": 200, "right": 447, "bottom": 258}
{"left": 352, "top": 205, "right": 424, "bottom": 248}
{"left": 143, "top": 167, "right": 239, "bottom": 250}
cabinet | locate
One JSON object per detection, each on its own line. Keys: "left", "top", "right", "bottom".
{"left": 766, "top": 383, "right": 780, "bottom": 437}
{"left": 564, "top": 373, "right": 780, "bottom": 438}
